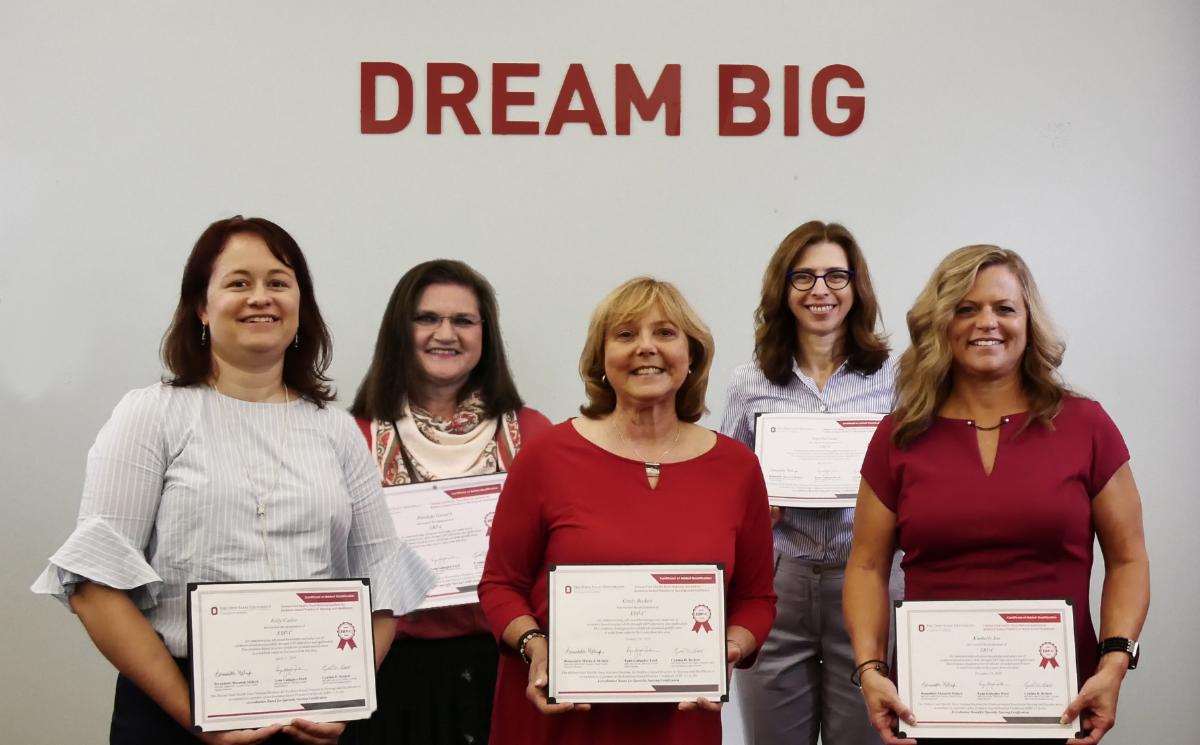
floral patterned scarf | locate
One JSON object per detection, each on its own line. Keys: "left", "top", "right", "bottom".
{"left": 372, "top": 391, "right": 520, "bottom": 485}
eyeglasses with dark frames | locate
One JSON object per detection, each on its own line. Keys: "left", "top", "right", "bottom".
{"left": 786, "top": 269, "right": 855, "bottom": 292}
{"left": 412, "top": 312, "right": 484, "bottom": 329}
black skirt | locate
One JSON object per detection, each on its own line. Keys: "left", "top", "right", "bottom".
{"left": 342, "top": 633, "right": 499, "bottom": 745}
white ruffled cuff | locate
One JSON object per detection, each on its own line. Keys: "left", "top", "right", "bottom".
{"left": 30, "top": 515, "right": 164, "bottom": 611}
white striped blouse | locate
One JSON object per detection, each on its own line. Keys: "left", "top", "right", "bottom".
{"left": 719, "top": 357, "right": 897, "bottom": 563}
{"left": 31, "top": 383, "right": 435, "bottom": 657}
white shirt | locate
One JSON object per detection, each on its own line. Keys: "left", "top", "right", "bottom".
{"left": 32, "top": 383, "right": 434, "bottom": 657}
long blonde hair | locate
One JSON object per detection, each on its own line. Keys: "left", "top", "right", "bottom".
{"left": 892, "top": 245, "right": 1069, "bottom": 447}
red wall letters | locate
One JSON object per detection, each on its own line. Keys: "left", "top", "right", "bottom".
{"left": 361, "top": 63, "right": 864, "bottom": 137}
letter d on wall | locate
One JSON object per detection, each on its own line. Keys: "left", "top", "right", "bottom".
{"left": 361, "top": 62, "right": 414, "bottom": 134}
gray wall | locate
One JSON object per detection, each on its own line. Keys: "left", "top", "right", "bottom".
{"left": 3, "top": 2, "right": 1197, "bottom": 742}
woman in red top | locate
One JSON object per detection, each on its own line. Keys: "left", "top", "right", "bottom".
{"left": 844, "top": 246, "right": 1150, "bottom": 745}
{"left": 346, "top": 259, "right": 551, "bottom": 745}
{"left": 478, "top": 277, "right": 777, "bottom": 745}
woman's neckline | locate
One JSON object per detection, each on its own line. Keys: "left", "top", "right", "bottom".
{"left": 567, "top": 417, "right": 719, "bottom": 466}
{"left": 207, "top": 384, "right": 299, "bottom": 406}
{"left": 934, "top": 410, "right": 1028, "bottom": 425}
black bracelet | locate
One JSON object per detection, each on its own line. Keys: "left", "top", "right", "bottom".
{"left": 850, "top": 659, "right": 889, "bottom": 687}
{"left": 516, "top": 629, "right": 548, "bottom": 664}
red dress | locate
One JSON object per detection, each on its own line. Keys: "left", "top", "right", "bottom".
{"left": 861, "top": 397, "right": 1130, "bottom": 682}
{"left": 479, "top": 421, "right": 777, "bottom": 745}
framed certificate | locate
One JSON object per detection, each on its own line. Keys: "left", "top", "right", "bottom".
{"left": 895, "top": 599, "right": 1082, "bottom": 740}
{"left": 383, "top": 472, "right": 506, "bottom": 609}
{"left": 753, "top": 412, "right": 883, "bottom": 508}
{"left": 547, "top": 563, "right": 727, "bottom": 704}
{"left": 187, "top": 579, "right": 376, "bottom": 733}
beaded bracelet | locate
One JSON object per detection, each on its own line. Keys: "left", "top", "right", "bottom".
{"left": 850, "top": 658, "right": 889, "bottom": 687}
{"left": 517, "top": 629, "right": 548, "bottom": 664}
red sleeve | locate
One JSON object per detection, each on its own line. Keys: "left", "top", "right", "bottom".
{"left": 861, "top": 414, "right": 899, "bottom": 511}
{"left": 725, "top": 441, "right": 778, "bottom": 658}
{"left": 516, "top": 407, "right": 555, "bottom": 447}
{"left": 478, "top": 430, "right": 551, "bottom": 640}
{"left": 354, "top": 416, "right": 372, "bottom": 445}
{"left": 1083, "top": 400, "right": 1130, "bottom": 497}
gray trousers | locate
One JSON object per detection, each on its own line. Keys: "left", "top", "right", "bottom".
{"left": 734, "top": 553, "right": 903, "bottom": 745}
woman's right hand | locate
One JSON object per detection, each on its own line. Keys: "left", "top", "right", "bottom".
{"left": 198, "top": 724, "right": 283, "bottom": 744}
{"left": 859, "top": 669, "right": 917, "bottom": 745}
{"left": 525, "top": 637, "right": 590, "bottom": 715}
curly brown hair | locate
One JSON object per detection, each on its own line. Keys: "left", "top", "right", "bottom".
{"left": 753, "top": 220, "right": 889, "bottom": 384}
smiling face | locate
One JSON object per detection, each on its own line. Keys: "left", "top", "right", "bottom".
{"left": 603, "top": 304, "right": 692, "bottom": 412}
{"left": 199, "top": 232, "right": 300, "bottom": 369}
{"left": 948, "top": 264, "right": 1028, "bottom": 382}
{"left": 412, "top": 282, "right": 484, "bottom": 397}
{"left": 787, "top": 241, "right": 855, "bottom": 343}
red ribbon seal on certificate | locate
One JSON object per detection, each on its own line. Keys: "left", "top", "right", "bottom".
{"left": 484, "top": 511, "right": 494, "bottom": 537}
{"left": 1038, "top": 641, "right": 1059, "bottom": 669}
{"left": 337, "top": 621, "right": 358, "bottom": 650}
{"left": 691, "top": 604, "right": 713, "bottom": 633}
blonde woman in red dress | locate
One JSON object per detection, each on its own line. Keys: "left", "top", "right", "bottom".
{"left": 479, "top": 277, "right": 777, "bottom": 745}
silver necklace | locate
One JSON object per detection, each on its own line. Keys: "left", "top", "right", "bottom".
{"left": 230, "top": 384, "right": 291, "bottom": 517}
{"left": 610, "top": 418, "right": 682, "bottom": 480}
{"left": 218, "top": 383, "right": 291, "bottom": 578}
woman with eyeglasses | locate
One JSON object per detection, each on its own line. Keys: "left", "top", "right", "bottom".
{"left": 720, "top": 221, "right": 900, "bottom": 745}
{"left": 345, "top": 259, "right": 552, "bottom": 745}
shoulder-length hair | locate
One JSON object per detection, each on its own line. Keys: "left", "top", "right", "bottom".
{"left": 892, "top": 245, "right": 1069, "bottom": 447}
{"left": 161, "top": 216, "right": 334, "bottom": 405}
{"left": 350, "top": 259, "right": 524, "bottom": 422}
{"left": 754, "top": 220, "right": 889, "bottom": 384}
{"left": 578, "top": 277, "right": 715, "bottom": 423}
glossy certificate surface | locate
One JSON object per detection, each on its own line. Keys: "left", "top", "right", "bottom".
{"left": 895, "top": 599, "right": 1080, "bottom": 740}
{"left": 753, "top": 412, "right": 883, "bottom": 507}
{"left": 383, "top": 473, "right": 505, "bottom": 609}
{"left": 187, "top": 579, "right": 376, "bottom": 732}
{"left": 548, "top": 563, "right": 727, "bottom": 704}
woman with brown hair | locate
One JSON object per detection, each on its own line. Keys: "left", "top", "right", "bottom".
{"left": 720, "top": 220, "right": 898, "bottom": 744}
{"left": 478, "top": 276, "right": 776, "bottom": 745}
{"left": 346, "top": 259, "right": 552, "bottom": 745}
{"left": 32, "top": 216, "right": 434, "bottom": 745}
{"left": 844, "top": 245, "right": 1149, "bottom": 745}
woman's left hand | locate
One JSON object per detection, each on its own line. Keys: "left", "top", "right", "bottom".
{"left": 1062, "top": 663, "right": 1126, "bottom": 744}
{"left": 677, "top": 638, "right": 742, "bottom": 713}
{"left": 281, "top": 719, "right": 345, "bottom": 745}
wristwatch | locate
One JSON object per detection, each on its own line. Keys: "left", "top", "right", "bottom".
{"left": 1097, "top": 637, "right": 1140, "bottom": 669}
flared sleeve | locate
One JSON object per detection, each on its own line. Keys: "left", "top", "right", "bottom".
{"left": 333, "top": 409, "right": 435, "bottom": 615}
{"left": 31, "top": 386, "right": 169, "bottom": 609}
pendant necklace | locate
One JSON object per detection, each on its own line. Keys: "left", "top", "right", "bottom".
{"left": 611, "top": 418, "right": 682, "bottom": 481}
{"left": 965, "top": 416, "right": 1010, "bottom": 432}
{"left": 219, "top": 383, "right": 291, "bottom": 578}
